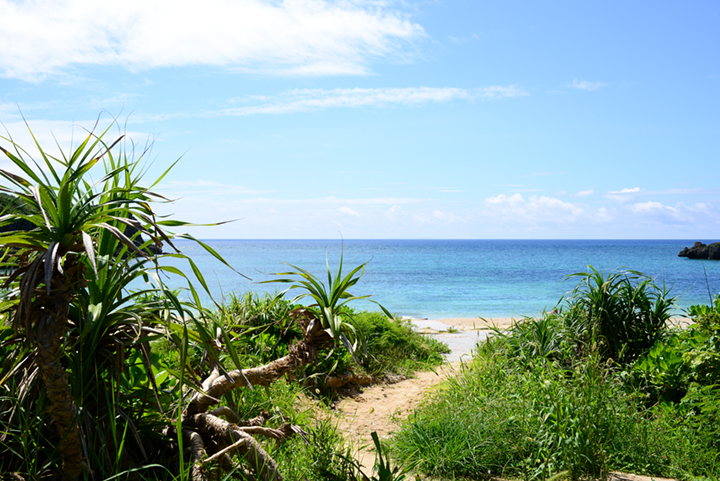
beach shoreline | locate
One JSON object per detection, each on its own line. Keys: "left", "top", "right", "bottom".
{"left": 412, "top": 316, "right": 693, "bottom": 332}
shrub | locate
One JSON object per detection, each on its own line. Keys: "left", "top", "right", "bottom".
{"left": 562, "top": 267, "right": 676, "bottom": 365}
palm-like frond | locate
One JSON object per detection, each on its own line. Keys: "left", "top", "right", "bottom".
{"left": 0, "top": 117, "right": 238, "bottom": 478}
{"left": 264, "top": 252, "right": 391, "bottom": 363}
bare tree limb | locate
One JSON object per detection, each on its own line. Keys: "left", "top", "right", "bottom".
{"left": 185, "top": 413, "right": 282, "bottom": 481}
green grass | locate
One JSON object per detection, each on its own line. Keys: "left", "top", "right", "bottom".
{"left": 391, "top": 341, "right": 715, "bottom": 481}
{"left": 390, "top": 271, "right": 720, "bottom": 481}
{"left": 214, "top": 292, "right": 449, "bottom": 389}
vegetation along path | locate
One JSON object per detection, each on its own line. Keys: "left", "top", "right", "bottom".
{"left": 336, "top": 361, "right": 461, "bottom": 470}
{"left": 336, "top": 317, "right": 502, "bottom": 470}
{"left": 335, "top": 317, "right": 679, "bottom": 481}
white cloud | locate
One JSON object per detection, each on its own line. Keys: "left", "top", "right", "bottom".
{"left": 568, "top": 79, "right": 608, "bottom": 91}
{"left": 627, "top": 201, "right": 713, "bottom": 224}
{"left": 431, "top": 210, "right": 465, "bottom": 223}
{"left": 576, "top": 189, "right": 594, "bottom": 197}
{"left": 595, "top": 207, "right": 613, "bottom": 222}
{"left": 0, "top": 0, "right": 424, "bottom": 81}
{"left": 338, "top": 206, "right": 360, "bottom": 217}
{"left": 484, "top": 193, "right": 583, "bottom": 225}
{"left": 629, "top": 201, "right": 668, "bottom": 214}
{"left": 605, "top": 187, "right": 641, "bottom": 203}
{"left": 218, "top": 85, "right": 527, "bottom": 116}
{"left": 610, "top": 187, "right": 641, "bottom": 194}
{"left": 147, "top": 187, "right": 720, "bottom": 239}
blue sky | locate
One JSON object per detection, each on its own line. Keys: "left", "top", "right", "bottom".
{"left": 1, "top": 0, "right": 718, "bottom": 239}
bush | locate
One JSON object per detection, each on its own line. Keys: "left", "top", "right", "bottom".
{"left": 562, "top": 267, "right": 675, "bottom": 365}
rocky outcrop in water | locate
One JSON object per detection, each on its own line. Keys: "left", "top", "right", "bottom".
{"left": 679, "top": 242, "right": 720, "bottom": 260}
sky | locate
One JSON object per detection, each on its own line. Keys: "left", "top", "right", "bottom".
{"left": 0, "top": 0, "right": 718, "bottom": 239}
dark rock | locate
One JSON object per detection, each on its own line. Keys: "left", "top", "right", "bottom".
{"left": 679, "top": 241, "right": 712, "bottom": 259}
{"left": 709, "top": 243, "right": 720, "bottom": 260}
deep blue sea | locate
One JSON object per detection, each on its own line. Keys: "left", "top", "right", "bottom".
{"left": 157, "top": 240, "right": 720, "bottom": 319}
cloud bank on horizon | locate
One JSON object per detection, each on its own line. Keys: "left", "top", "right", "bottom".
{"left": 0, "top": 0, "right": 718, "bottom": 239}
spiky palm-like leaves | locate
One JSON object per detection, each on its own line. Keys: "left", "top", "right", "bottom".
{"left": 266, "top": 253, "right": 391, "bottom": 364}
{"left": 0, "top": 120, "right": 225, "bottom": 479}
{"left": 0, "top": 119, "right": 387, "bottom": 481}
{"left": 564, "top": 267, "right": 676, "bottom": 364}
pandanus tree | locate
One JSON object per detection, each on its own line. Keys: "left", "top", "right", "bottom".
{"left": 0, "top": 119, "right": 230, "bottom": 479}
{"left": 0, "top": 125, "right": 160, "bottom": 478}
{"left": 0, "top": 119, "right": 383, "bottom": 481}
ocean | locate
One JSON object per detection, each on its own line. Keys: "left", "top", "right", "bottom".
{"left": 157, "top": 239, "right": 720, "bottom": 319}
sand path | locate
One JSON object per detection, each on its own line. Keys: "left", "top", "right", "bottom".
{"left": 334, "top": 316, "right": 679, "bottom": 480}
{"left": 335, "top": 317, "right": 511, "bottom": 470}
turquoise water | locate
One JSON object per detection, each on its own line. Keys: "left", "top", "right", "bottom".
{"left": 157, "top": 240, "right": 720, "bottom": 319}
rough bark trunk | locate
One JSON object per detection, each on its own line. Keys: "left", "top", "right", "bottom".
{"left": 31, "top": 258, "right": 85, "bottom": 480}
{"left": 185, "top": 331, "right": 332, "bottom": 418}
{"left": 35, "top": 311, "right": 84, "bottom": 480}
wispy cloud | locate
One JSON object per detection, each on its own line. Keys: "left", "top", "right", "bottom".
{"left": 0, "top": 0, "right": 424, "bottom": 81}
{"left": 567, "top": 79, "right": 608, "bottom": 91}
{"left": 605, "top": 187, "right": 641, "bottom": 203}
{"left": 150, "top": 188, "right": 720, "bottom": 239}
{"left": 338, "top": 206, "right": 361, "bottom": 217}
{"left": 447, "top": 33, "right": 481, "bottom": 44}
{"left": 576, "top": 189, "right": 594, "bottom": 197}
{"left": 218, "top": 86, "right": 528, "bottom": 116}
{"left": 628, "top": 201, "right": 714, "bottom": 225}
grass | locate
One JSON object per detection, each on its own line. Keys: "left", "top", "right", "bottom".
{"left": 390, "top": 268, "right": 720, "bottom": 481}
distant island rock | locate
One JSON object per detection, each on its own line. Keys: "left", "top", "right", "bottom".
{"left": 678, "top": 242, "right": 720, "bottom": 260}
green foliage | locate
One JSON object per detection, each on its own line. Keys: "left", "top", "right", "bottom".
{"left": 208, "top": 291, "right": 448, "bottom": 395}
{"left": 363, "top": 431, "right": 417, "bottom": 481}
{"left": 393, "top": 270, "right": 719, "bottom": 481}
{"left": 392, "top": 346, "right": 692, "bottom": 481}
{"left": 630, "top": 329, "right": 706, "bottom": 404}
{"left": 689, "top": 291, "right": 720, "bottom": 335}
{"left": 562, "top": 267, "right": 675, "bottom": 365}
{"left": 490, "top": 312, "right": 574, "bottom": 367}
{"left": 265, "top": 253, "right": 392, "bottom": 363}
{"left": 274, "top": 416, "right": 361, "bottom": 481}
{"left": 349, "top": 310, "right": 449, "bottom": 377}
{"left": 0, "top": 118, "right": 230, "bottom": 478}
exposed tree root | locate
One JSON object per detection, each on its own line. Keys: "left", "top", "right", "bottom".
{"left": 173, "top": 313, "right": 335, "bottom": 480}
{"left": 182, "top": 429, "right": 206, "bottom": 481}
{"left": 185, "top": 413, "right": 283, "bottom": 481}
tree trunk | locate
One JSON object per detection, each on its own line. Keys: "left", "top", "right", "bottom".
{"left": 185, "top": 330, "right": 332, "bottom": 417}
{"left": 35, "top": 310, "right": 84, "bottom": 480}
{"left": 32, "top": 261, "right": 85, "bottom": 480}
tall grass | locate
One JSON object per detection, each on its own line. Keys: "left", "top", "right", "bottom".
{"left": 391, "top": 268, "right": 718, "bottom": 481}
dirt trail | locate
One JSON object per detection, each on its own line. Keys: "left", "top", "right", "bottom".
{"left": 335, "top": 362, "right": 461, "bottom": 469}
{"left": 333, "top": 317, "right": 503, "bottom": 470}
{"left": 331, "top": 316, "right": 679, "bottom": 481}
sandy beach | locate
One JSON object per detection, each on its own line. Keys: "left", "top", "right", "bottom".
{"left": 432, "top": 316, "right": 515, "bottom": 330}
{"left": 422, "top": 316, "right": 692, "bottom": 332}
